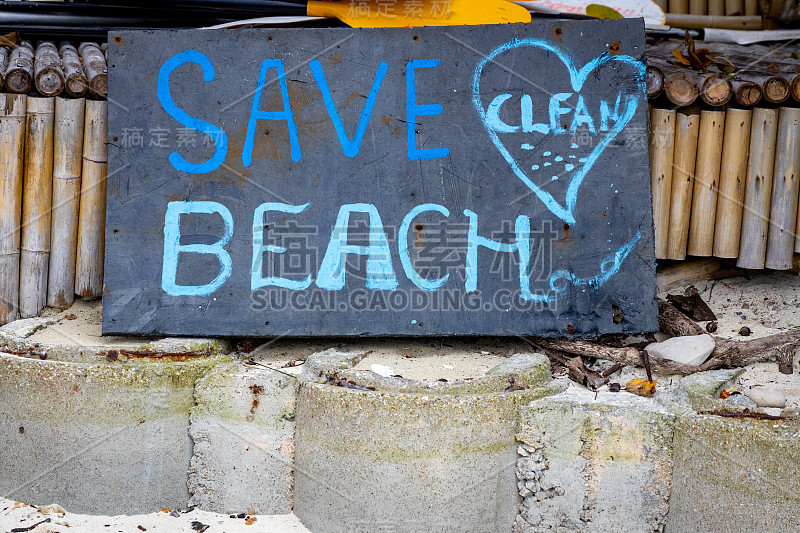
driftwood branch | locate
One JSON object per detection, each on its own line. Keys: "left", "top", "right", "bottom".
{"left": 533, "top": 337, "right": 697, "bottom": 374}
{"left": 532, "top": 300, "right": 800, "bottom": 376}
{"left": 542, "top": 348, "right": 607, "bottom": 391}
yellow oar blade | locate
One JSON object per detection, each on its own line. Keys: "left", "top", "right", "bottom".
{"left": 307, "top": 0, "right": 531, "bottom": 27}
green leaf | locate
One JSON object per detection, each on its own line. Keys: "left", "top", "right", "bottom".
{"left": 586, "top": 4, "right": 624, "bottom": 19}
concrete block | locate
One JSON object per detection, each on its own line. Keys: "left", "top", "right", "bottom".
{"left": 188, "top": 362, "right": 297, "bottom": 514}
{"left": 293, "top": 352, "right": 563, "bottom": 533}
{"left": 0, "top": 351, "right": 228, "bottom": 514}
{"left": 515, "top": 388, "right": 676, "bottom": 532}
{"left": 667, "top": 414, "right": 800, "bottom": 532}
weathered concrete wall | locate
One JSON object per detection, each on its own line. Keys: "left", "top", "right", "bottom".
{"left": 3, "top": 311, "right": 800, "bottom": 532}
{"left": 0, "top": 316, "right": 234, "bottom": 515}
{"left": 0, "top": 351, "right": 228, "bottom": 514}
{"left": 667, "top": 414, "right": 800, "bottom": 532}
{"left": 293, "top": 352, "right": 564, "bottom": 533}
{"left": 515, "top": 389, "right": 676, "bottom": 532}
{"left": 188, "top": 362, "right": 297, "bottom": 515}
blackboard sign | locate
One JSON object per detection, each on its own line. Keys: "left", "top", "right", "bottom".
{"left": 104, "top": 20, "right": 658, "bottom": 337}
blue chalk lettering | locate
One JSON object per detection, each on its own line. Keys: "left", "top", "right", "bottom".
{"left": 600, "top": 93, "right": 622, "bottom": 131}
{"left": 548, "top": 93, "right": 572, "bottom": 135}
{"left": 471, "top": 38, "right": 645, "bottom": 223}
{"left": 569, "top": 95, "right": 596, "bottom": 134}
{"left": 162, "top": 201, "right": 233, "bottom": 296}
{"left": 521, "top": 94, "right": 550, "bottom": 134}
{"left": 406, "top": 59, "right": 449, "bottom": 160}
{"left": 316, "top": 203, "right": 398, "bottom": 290}
{"left": 252, "top": 202, "right": 312, "bottom": 291}
{"left": 157, "top": 51, "right": 228, "bottom": 174}
{"left": 463, "top": 209, "right": 533, "bottom": 300}
{"left": 399, "top": 203, "right": 450, "bottom": 291}
{"left": 485, "top": 94, "right": 520, "bottom": 133}
{"left": 310, "top": 60, "right": 388, "bottom": 158}
{"left": 243, "top": 59, "right": 301, "bottom": 166}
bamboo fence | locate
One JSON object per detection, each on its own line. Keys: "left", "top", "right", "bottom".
{"left": 651, "top": 104, "right": 800, "bottom": 268}
{"left": 0, "top": 41, "right": 107, "bottom": 326}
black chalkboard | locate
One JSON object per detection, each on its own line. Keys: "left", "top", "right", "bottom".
{"left": 103, "top": 20, "right": 658, "bottom": 337}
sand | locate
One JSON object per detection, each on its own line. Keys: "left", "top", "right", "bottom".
{"left": 659, "top": 269, "right": 800, "bottom": 409}
{"left": 0, "top": 498, "right": 310, "bottom": 533}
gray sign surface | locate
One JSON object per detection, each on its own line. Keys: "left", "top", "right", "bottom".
{"left": 104, "top": 20, "right": 657, "bottom": 337}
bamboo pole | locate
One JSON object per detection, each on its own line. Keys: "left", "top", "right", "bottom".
{"left": 4, "top": 42, "right": 34, "bottom": 94}
{"left": 666, "top": 109, "right": 701, "bottom": 260}
{"left": 739, "top": 72, "right": 790, "bottom": 104}
{"left": 737, "top": 108, "right": 778, "bottom": 270}
{"left": 654, "top": 0, "right": 667, "bottom": 10}
{"left": 34, "top": 42, "right": 65, "bottom": 97}
{"left": 725, "top": 0, "right": 744, "bottom": 14}
{"left": 671, "top": 0, "right": 690, "bottom": 14}
{"left": 765, "top": 108, "right": 800, "bottom": 270}
{"left": 650, "top": 108, "right": 677, "bottom": 260}
{"left": 689, "top": 0, "right": 707, "bottom": 15}
{"left": 700, "top": 73, "right": 733, "bottom": 106}
{"left": 664, "top": 71, "right": 699, "bottom": 107}
{"left": 0, "top": 46, "right": 9, "bottom": 90}
{"left": 714, "top": 108, "right": 752, "bottom": 258}
{"left": 47, "top": 98, "right": 85, "bottom": 309}
{"left": 78, "top": 42, "right": 107, "bottom": 99}
{"left": 0, "top": 94, "right": 27, "bottom": 326}
{"left": 19, "top": 97, "right": 55, "bottom": 318}
{"left": 59, "top": 43, "right": 88, "bottom": 98}
{"left": 664, "top": 14, "right": 762, "bottom": 29}
{"left": 731, "top": 79, "right": 762, "bottom": 107}
{"left": 744, "top": 0, "right": 757, "bottom": 15}
{"left": 646, "top": 66, "right": 665, "bottom": 100}
{"left": 688, "top": 110, "right": 725, "bottom": 257}
{"left": 75, "top": 100, "right": 107, "bottom": 299}
{"left": 709, "top": 0, "right": 725, "bottom": 14}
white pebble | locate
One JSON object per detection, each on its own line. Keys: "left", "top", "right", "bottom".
{"left": 746, "top": 387, "right": 786, "bottom": 408}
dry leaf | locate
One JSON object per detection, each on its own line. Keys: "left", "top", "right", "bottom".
{"left": 710, "top": 55, "right": 736, "bottom": 75}
{"left": 245, "top": 517, "right": 257, "bottom": 525}
{"left": 625, "top": 378, "right": 657, "bottom": 397}
{"left": 719, "top": 389, "right": 730, "bottom": 399}
{"left": 161, "top": 508, "right": 171, "bottom": 513}
{"left": 0, "top": 31, "right": 20, "bottom": 48}
{"left": 673, "top": 48, "right": 690, "bottom": 66}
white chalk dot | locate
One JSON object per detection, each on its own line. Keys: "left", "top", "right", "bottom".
{"left": 552, "top": 176, "right": 559, "bottom": 181}
{"left": 521, "top": 143, "right": 535, "bottom": 150}
{"left": 543, "top": 162, "right": 552, "bottom": 167}
{"left": 579, "top": 158, "right": 588, "bottom": 162}
{"left": 411, "top": 319, "right": 418, "bottom": 325}
{"left": 543, "top": 151, "right": 551, "bottom": 156}
{"left": 570, "top": 143, "right": 579, "bottom": 149}
{"left": 532, "top": 164, "right": 539, "bottom": 170}
{"left": 565, "top": 163, "right": 574, "bottom": 171}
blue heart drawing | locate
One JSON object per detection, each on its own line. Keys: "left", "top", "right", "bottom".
{"left": 471, "top": 38, "right": 646, "bottom": 225}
